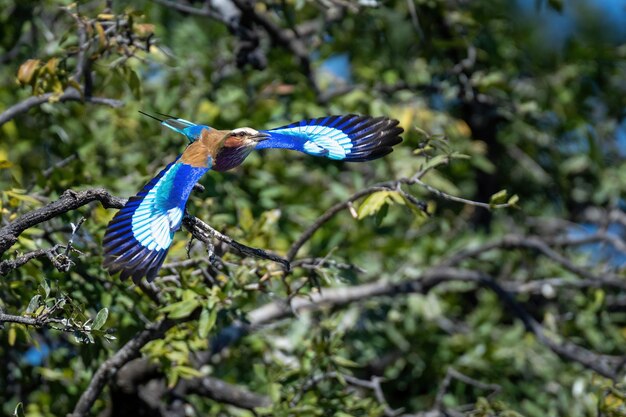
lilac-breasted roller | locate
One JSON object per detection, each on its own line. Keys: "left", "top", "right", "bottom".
{"left": 103, "top": 113, "right": 403, "bottom": 282}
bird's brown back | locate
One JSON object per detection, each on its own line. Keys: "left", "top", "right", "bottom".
{"left": 180, "top": 128, "right": 228, "bottom": 167}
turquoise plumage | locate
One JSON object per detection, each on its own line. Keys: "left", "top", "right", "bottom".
{"left": 148, "top": 113, "right": 403, "bottom": 171}
{"left": 258, "top": 114, "right": 403, "bottom": 161}
{"left": 103, "top": 112, "right": 403, "bottom": 282}
{"left": 103, "top": 160, "right": 209, "bottom": 281}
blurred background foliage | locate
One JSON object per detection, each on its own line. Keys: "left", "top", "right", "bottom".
{"left": 0, "top": 0, "right": 625, "bottom": 416}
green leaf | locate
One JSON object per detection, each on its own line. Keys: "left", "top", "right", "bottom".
{"left": 375, "top": 202, "right": 389, "bottom": 226}
{"left": 92, "top": 307, "right": 109, "bottom": 330}
{"left": 128, "top": 69, "right": 141, "bottom": 99}
{"left": 332, "top": 355, "right": 359, "bottom": 368}
{"left": 417, "top": 154, "right": 450, "bottom": 172}
{"left": 8, "top": 327, "right": 16, "bottom": 346}
{"left": 489, "top": 189, "right": 508, "bottom": 206}
{"left": 176, "top": 365, "right": 204, "bottom": 379}
{"left": 449, "top": 151, "right": 471, "bottom": 160}
{"left": 167, "top": 368, "right": 180, "bottom": 388}
{"left": 26, "top": 294, "right": 41, "bottom": 314}
{"left": 507, "top": 194, "right": 519, "bottom": 206}
{"left": 562, "top": 155, "right": 589, "bottom": 175}
{"left": 358, "top": 191, "right": 391, "bottom": 219}
{"left": 5, "top": 190, "right": 42, "bottom": 206}
{"left": 198, "top": 307, "right": 217, "bottom": 338}
{"left": 13, "top": 402, "right": 24, "bottom": 417}
{"left": 358, "top": 191, "right": 404, "bottom": 220}
{"left": 160, "top": 298, "right": 201, "bottom": 319}
{"left": 41, "top": 279, "right": 50, "bottom": 298}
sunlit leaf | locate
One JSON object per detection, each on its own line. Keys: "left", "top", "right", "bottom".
{"left": 160, "top": 299, "right": 200, "bottom": 319}
{"left": 489, "top": 189, "right": 508, "bottom": 206}
{"left": 198, "top": 307, "right": 217, "bottom": 338}
{"left": 17, "top": 59, "right": 41, "bottom": 86}
{"left": 8, "top": 327, "right": 16, "bottom": 346}
{"left": 26, "top": 295, "right": 41, "bottom": 314}
{"left": 92, "top": 308, "right": 109, "bottom": 330}
{"left": 357, "top": 191, "right": 404, "bottom": 219}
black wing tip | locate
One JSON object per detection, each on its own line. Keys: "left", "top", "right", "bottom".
{"left": 103, "top": 248, "right": 166, "bottom": 283}
{"left": 103, "top": 222, "right": 168, "bottom": 283}
{"left": 343, "top": 117, "right": 403, "bottom": 161}
{"left": 345, "top": 147, "right": 395, "bottom": 162}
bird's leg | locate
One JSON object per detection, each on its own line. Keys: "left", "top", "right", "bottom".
{"left": 183, "top": 209, "right": 216, "bottom": 264}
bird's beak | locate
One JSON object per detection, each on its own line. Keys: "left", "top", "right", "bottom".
{"left": 251, "top": 132, "right": 271, "bottom": 142}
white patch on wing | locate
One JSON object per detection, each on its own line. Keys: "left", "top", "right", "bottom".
{"left": 275, "top": 125, "right": 354, "bottom": 160}
{"left": 303, "top": 141, "right": 325, "bottom": 155}
{"left": 167, "top": 207, "right": 183, "bottom": 228}
{"left": 131, "top": 167, "right": 178, "bottom": 251}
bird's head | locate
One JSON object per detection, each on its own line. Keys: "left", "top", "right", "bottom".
{"left": 223, "top": 127, "right": 270, "bottom": 148}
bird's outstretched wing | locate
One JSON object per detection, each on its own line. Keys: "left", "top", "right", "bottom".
{"left": 103, "top": 159, "right": 209, "bottom": 282}
{"left": 256, "top": 114, "right": 403, "bottom": 161}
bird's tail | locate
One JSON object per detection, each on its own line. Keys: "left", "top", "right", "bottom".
{"left": 138, "top": 110, "right": 200, "bottom": 141}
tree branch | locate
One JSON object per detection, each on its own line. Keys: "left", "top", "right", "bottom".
{"left": 182, "top": 215, "right": 290, "bottom": 269}
{"left": 0, "top": 89, "right": 123, "bottom": 127}
{"left": 0, "top": 189, "right": 122, "bottom": 256}
{"left": 286, "top": 158, "right": 513, "bottom": 261}
{"left": 0, "top": 244, "right": 67, "bottom": 275}
{"left": 291, "top": 371, "right": 401, "bottom": 416}
{"left": 101, "top": 357, "right": 270, "bottom": 413}
{"left": 439, "top": 234, "right": 625, "bottom": 286}
{"left": 174, "top": 374, "right": 271, "bottom": 409}
{"left": 0, "top": 311, "right": 47, "bottom": 328}
{"left": 69, "top": 315, "right": 193, "bottom": 417}
{"left": 0, "top": 302, "right": 98, "bottom": 335}
{"left": 151, "top": 0, "right": 229, "bottom": 23}
{"left": 0, "top": 188, "right": 287, "bottom": 269}
{"left": 209, "top": 267, "right": 625, "bottom": 379}
{"left": 434, "top": 367, "right": 500, "bottom": 411}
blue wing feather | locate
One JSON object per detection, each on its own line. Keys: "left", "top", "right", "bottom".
{"left": 257, "top": 114, "right": 403, "bottom": 161}
{"left": 103, "top": 159, "right": 209, "bottom": 282}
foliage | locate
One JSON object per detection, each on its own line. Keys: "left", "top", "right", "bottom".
{"left": 0, "top": 0, "right": 625, "bottom": 416}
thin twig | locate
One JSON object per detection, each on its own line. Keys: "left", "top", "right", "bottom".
{"left": 291, "top": 371, "right": 401, "bottom": 416}
{"left": 42, "top": 154, "right": 78, "bottom": 178}
{"left": 434, "top": 367, "right": 500, "bottom": 410}
{"left": 183, "top": 215, "right": 290, "bottom": 269}
{"left": 0, "top": 245, "right": 62, "bottom": 275}
{"left": 286, "top": 159, "right": 514, "bottom": 261}
{"left": 291, "top": 257, "right": 366, "bottom": 273}
{"left": 0, "top": 305, "right": 98, "bottom": 335}
{"left": 439, "top": 234, "right": 625, "bottom": 285}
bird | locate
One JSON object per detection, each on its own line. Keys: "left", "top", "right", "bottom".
{"left": 103, "top": 112, "right": 403, "bottom": 282}
{"left": 140, "top": 111, "right": 404, "bottom": 171}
